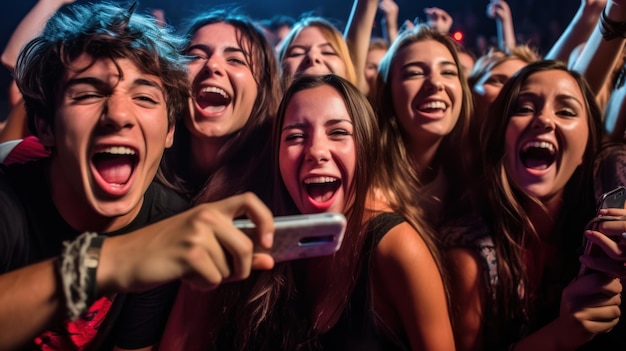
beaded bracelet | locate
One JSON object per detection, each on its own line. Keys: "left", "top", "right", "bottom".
{"left": 599, "top": 8, "right": 626, "bottom": 41}
{"left": 58, "top": 232, "right": 106, "bottom": 320}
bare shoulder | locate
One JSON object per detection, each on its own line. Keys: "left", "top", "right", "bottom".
{"left": 374, "top": 222, "right": 439, "bottom": 275}
{"left": 447, "top": 247, "right": 482, "bottom": 287}
{"left": 374, "top": 221, "right": 438, "bottom": 272}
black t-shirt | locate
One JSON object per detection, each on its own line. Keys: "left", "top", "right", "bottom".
{"left": 0, "top": 159, "right": 190, "bottom": 350}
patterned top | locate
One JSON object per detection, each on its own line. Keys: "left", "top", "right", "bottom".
{"left": 442, "top": 213, "right": 498, "bottom": 298}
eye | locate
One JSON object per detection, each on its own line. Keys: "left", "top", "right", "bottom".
{"left": 186, "top": 49, "right": 208, "bottom": 61}
{"left": 226, "top": 53, "right": 248, "bottom": 66}
{"left": 286, "top": 47, "right": 306, "bottom": 58}
{"left": 513, "top": 103, "right": 535, "bottom": 115}
{"left": 283, "top": 131, "right": 305, "bottom": 142}
{"left": 189, "top": 55, "right": 206, "bottom": 62}
{"left": 134, "top": 95, "right": 159, "bottom": 105}
{"left": 402, "top": 69, "right": 425, "bottom": 79}
{"left": 485, "top": 76, "right": 505, "bottom": 86}
{"left": 71, "top": 92, "right": 104, "bottom": 103}
{"left": 557, "top": 107, "right": 577, "bottom": 117}
{"left": 329, "top": 128, "right": 352, "bottom": 138}
{"left": 72, "top": 92, "right": 104, "bottom": 101}
{"left": 228, "top": 57, "right": 246, "bottom": 65}
{"left": 442, "top": 69, "right": 458, "bottom": 77}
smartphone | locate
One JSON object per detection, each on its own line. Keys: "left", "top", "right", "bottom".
{"left": 578, "top": 186, "right": 626, "bottom": 277}
{"left": 234, "top": 213, "right": 347, "bottom": 263}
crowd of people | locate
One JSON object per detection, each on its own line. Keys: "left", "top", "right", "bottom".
{"left": 1, "top": 0, "right": 626, "bottom": 350}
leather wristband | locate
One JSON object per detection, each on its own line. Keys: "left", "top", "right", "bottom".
{"left": 599, "top": 8, "right": 626, "bottom": 41}
{"left": 85, "top": 235, "right": 106, "bottom": 305}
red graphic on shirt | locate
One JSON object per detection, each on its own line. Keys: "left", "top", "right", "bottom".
{"left": 34, "top": 296, "right": 113, "bottom": 350}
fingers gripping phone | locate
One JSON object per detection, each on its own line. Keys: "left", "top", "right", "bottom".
{"left": 234, "top": 213, "right": 347, "bottom": 263}
{"left": 578, "top": 186, "right": 626, "bottom": 277}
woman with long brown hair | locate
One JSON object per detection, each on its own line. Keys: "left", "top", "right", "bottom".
{"left": 445, "top": 60, "right": 623, "bottom": 350}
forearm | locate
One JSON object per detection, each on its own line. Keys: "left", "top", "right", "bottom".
{"left": 497, "top": 18, "right": 517, "bottom": 51}
{"left": 2, "top": 0, "right": 71, "bottom": 70}
{"left": 0, "top": 259, "right": 64, "bottom": 349}
{"left": 382, "top": 18, "right": 398, "bottom": 44}
{"left": 572, "top": 1, "right": 626, "bottom": 94}
{"left": 344, "top": 0, "right": 379, "bottom": 92}
{"left": 545, "top": 2, "right": 603, "bottom": 63}
{"left": 512, "top": 319, "right": 589, "bottom": 351}
{"left": 0, "top": 99, "right": 30, "bottom": 143}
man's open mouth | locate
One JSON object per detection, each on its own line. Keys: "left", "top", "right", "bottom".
{"left": 92, "top": 146, "right": 138, "bottom": 185}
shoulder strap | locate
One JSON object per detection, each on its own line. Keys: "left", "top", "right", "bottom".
{"left": 366, "top": 212, "right": 406, "bottom": 247}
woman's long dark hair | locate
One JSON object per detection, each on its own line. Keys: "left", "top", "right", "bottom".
{"left": 159, "top": 9, "right": 281, "bottom": 203}
{"left": 477, "top": 60, "right": 603, "bottom": 347}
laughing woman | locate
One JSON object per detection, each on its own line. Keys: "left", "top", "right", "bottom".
{"left": 444, "top": 60, "right": 624, "bottom": 351}
{"left": 159, "top": 9, "right": 281, "bottom": 202}
{"left": 374, "top": 24, "right": 473, "bottom": 227}
{"left": 160, "top": 74, "right": 453, "bottom": 350}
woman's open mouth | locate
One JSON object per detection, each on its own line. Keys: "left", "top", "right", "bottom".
{"left": 520, "top": 141, "right": 556, "bottom": 170}
{"left": 195, "top": 86, "right": 231, "bottom": 114}
{"left": 304, "top": 176, "right": 341, "bottom": 203}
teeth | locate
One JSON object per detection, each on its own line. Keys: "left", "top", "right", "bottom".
{"left": 304, "top": 176, "right": 337, "bottom": 184}
{"left": 522, "top": 141, "right": 555, "bottom": 153}
{"left": 420, "top": 101, "right": 446, "bottom": 110}
{"left": 201, "top": 86, "right": 229, "bottom": 99}
{"left": 100, "top": 146, "right": 136, "bottom": 155}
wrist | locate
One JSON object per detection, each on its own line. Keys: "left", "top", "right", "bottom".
{"left": 95, "top": 234, "right": 122, "bottom": 294}
{"left": 550, "top": 317, "right": 591, "bottom": 350}
{"left": 606, "top": 1, "right": 626, "bottom": 22}
{"left": 57, "top": 232, "right": 107, "bottom": 320}
{"left": 85, "top": 235, "right": 105, "bottom": 300}
{"left": 599, "top": 7, "right": 626, "bottom": 41}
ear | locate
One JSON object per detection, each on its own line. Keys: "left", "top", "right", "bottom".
{"left": 165, "top": 124, "right": 175, "bottom": 148}
{"left": 34, "top": 117, "right": 55, "bottom": 147}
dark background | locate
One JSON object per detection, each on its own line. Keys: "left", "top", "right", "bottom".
{"left": 0, "top": 0, "right": 578, "bottom": 118}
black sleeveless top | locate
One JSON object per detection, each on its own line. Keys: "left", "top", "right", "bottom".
{"left": 318, "top": 212, "right": 410, "bottom": 350}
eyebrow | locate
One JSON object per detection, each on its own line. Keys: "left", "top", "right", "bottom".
{"left": 289, "top": 42, "right": 334, "bottom": 50}
{"left": 400, "top": 60, "right": 457, "bottom": 70}
{"left": 134, "top": 78, "right": 164, "bottom": 93}
{"left": 518, "top": 92, "right": 584, "bottom": 107}
{"left": 187, "top": 44, "right": 246, "bottom": 55}
{"left": 487, "top": 73, "right": 508, "bottom": 80}
{"left": 555, "top": 94, "right": 584, "bottom": 108}
{"left": 63, "top": 77, "right": 163, "bottom": 94}
{"left": 63, "top": 77, "right": 109, "bottom": 91}
{"left": 282, "top": 118, "right": 353, "bottom": 131}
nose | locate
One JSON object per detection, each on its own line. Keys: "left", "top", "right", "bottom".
{"left": 531, "top": 113, "right": 555, "bottom": 132}
{"left": 100, "top": 94, "right": 134, "bottom": 130}
{"left": 305, "top": 50, "right": 322, "bottom": 65}
{"left": 204, "top": 55, "right": 224, "bottom": 76}
{"left": 425, "top": 72, "right": 444, "bottom": 92}
{"left": 305, "top": 134, "right": 330, "bottom": 163}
